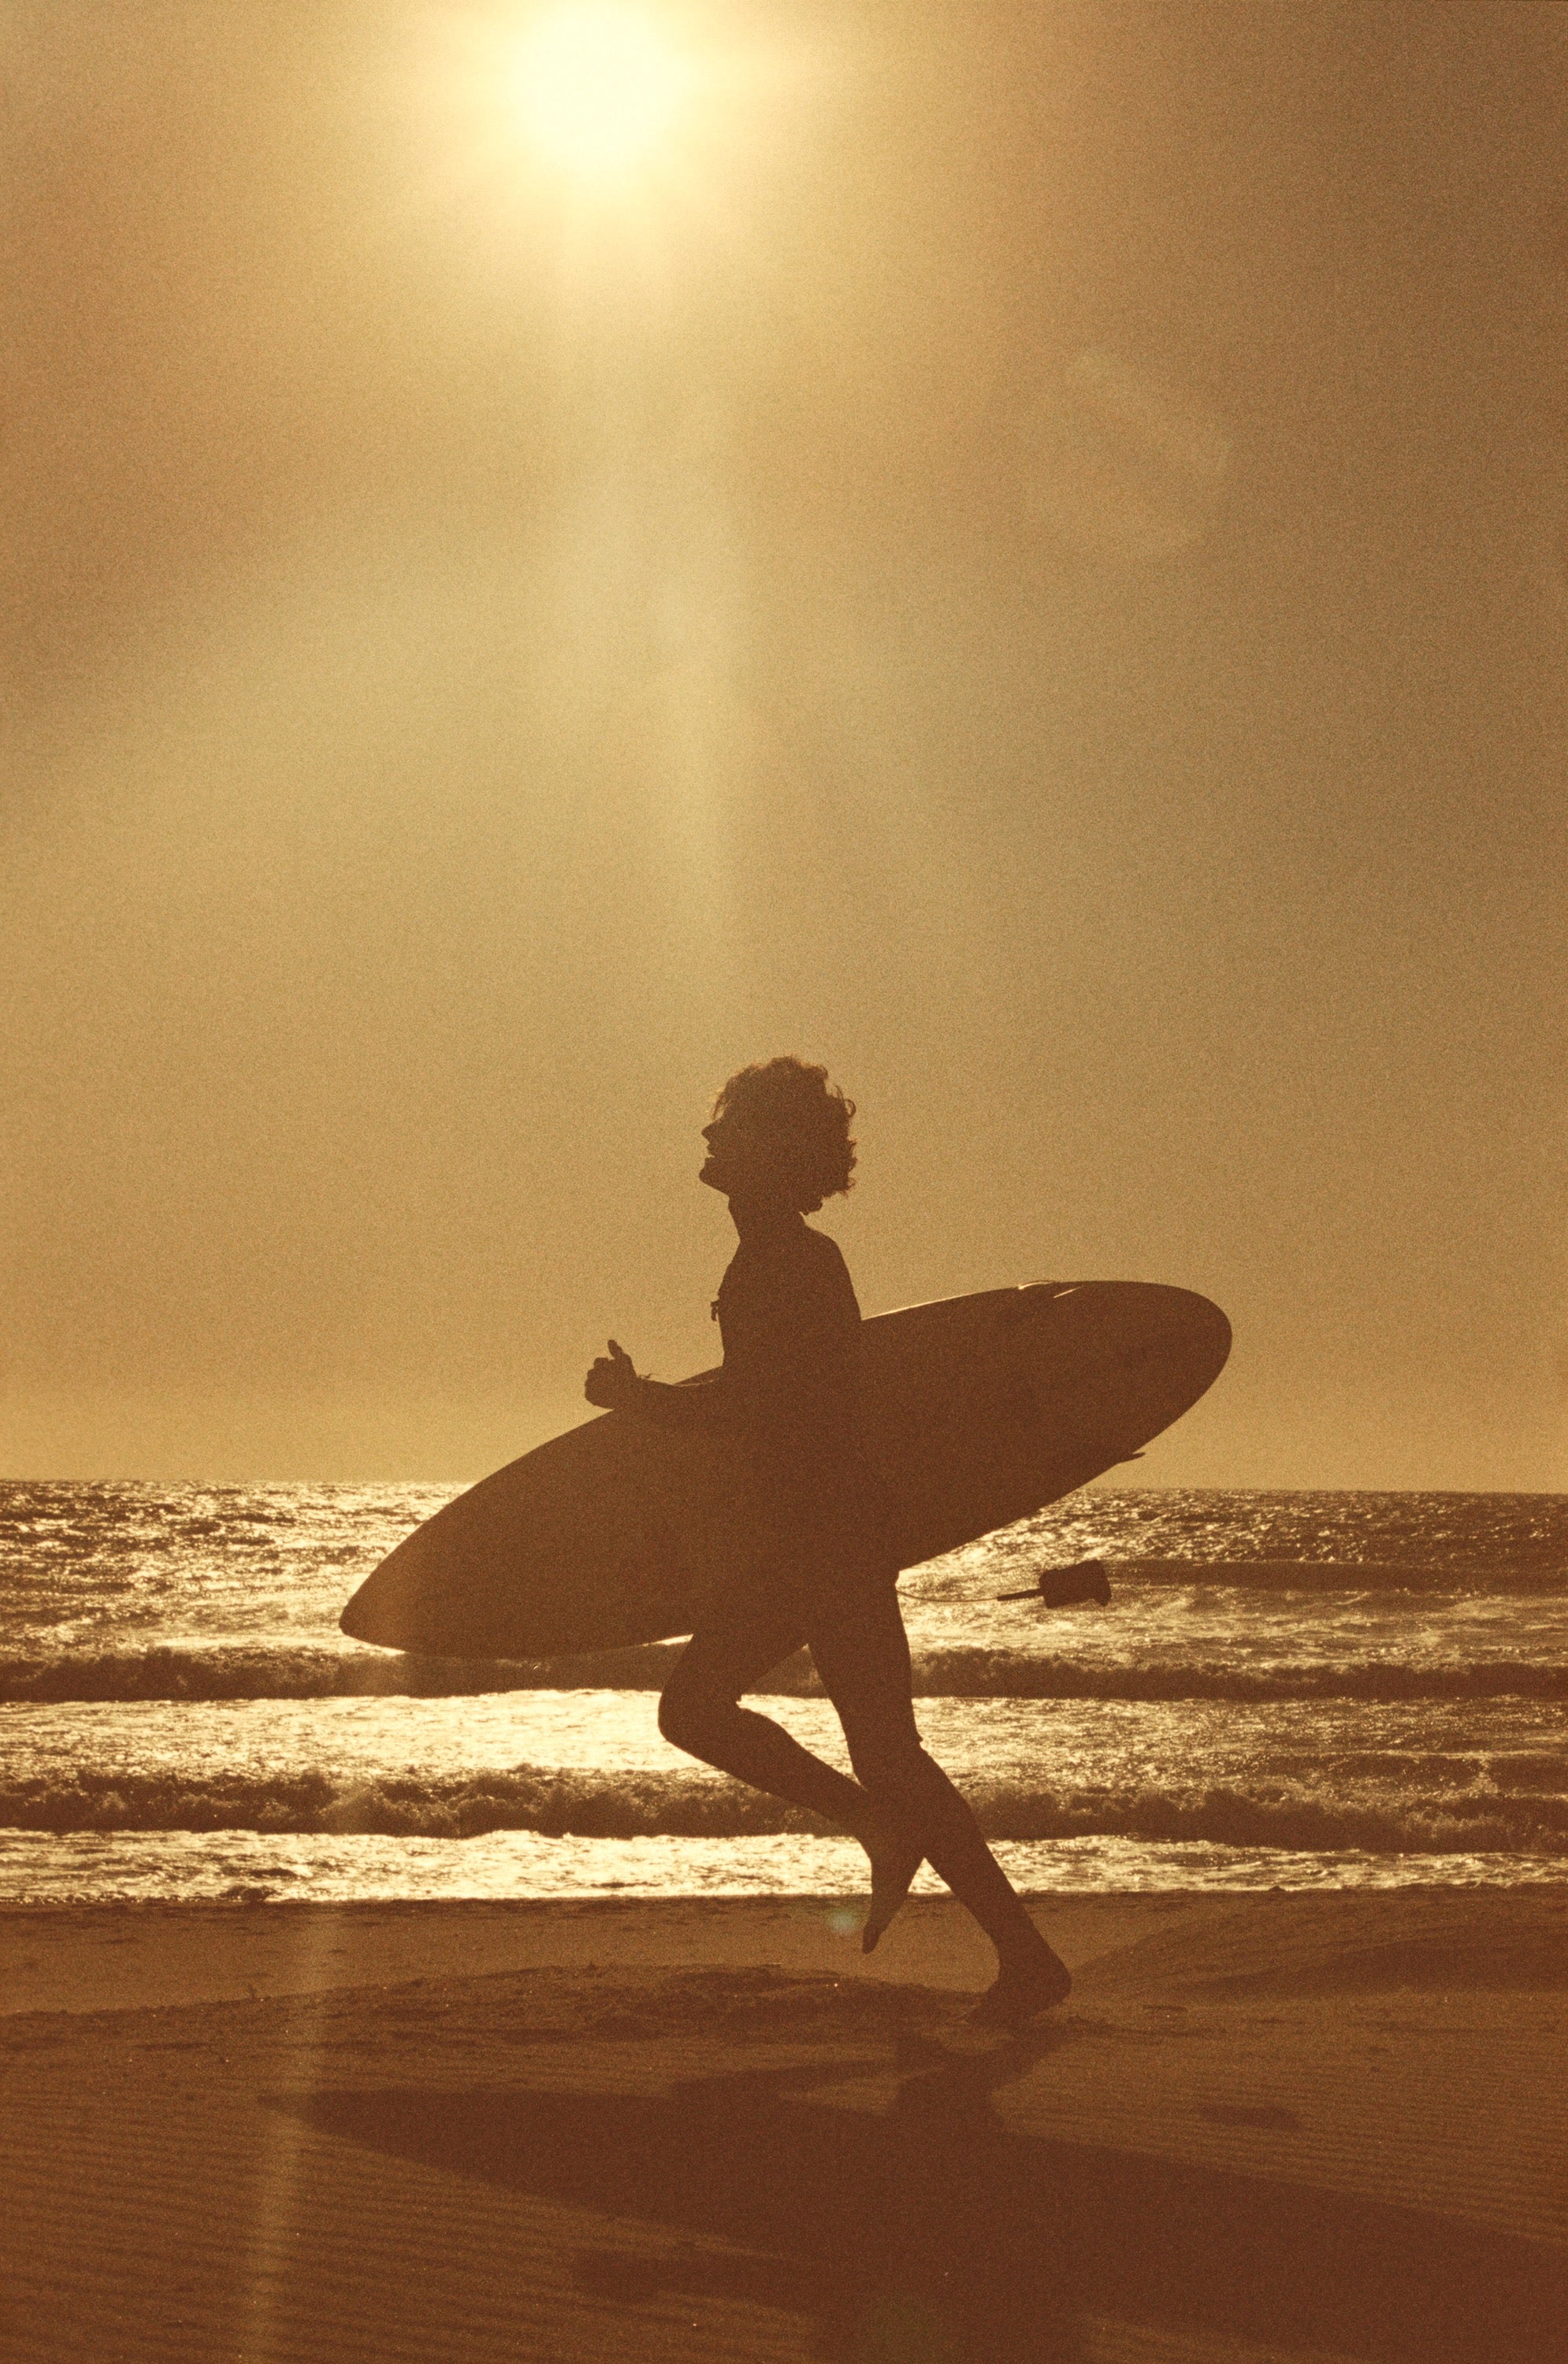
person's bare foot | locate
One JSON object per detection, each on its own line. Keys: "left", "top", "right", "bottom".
{"left": 968, "top": 1946, "right": 1072, "bottom": 2025}
{"left": 860, "top": 1822, "right": 923, "bottom": 1954}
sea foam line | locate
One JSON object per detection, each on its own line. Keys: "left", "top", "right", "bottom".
{"left": 3, "top": 1766, "right": 1566, "bottom": 1853}
{"left": 2, "top": 1643, "right": 1565, "bottom": 1705}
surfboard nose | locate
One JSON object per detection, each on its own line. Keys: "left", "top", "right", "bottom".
{"left": 1012, "top": 1280, "right": 1232, "bottom": 1460}
{"left": 1020, "top": 1279, "right": 1230, "bottom": 1376}
{"left": 1139, "top": 1283, "right": 1232, "bottom": 1390}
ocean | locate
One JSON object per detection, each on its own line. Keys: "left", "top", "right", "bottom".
{"left": 2, "top": 1481, "right": 1564, "bottom": 1906}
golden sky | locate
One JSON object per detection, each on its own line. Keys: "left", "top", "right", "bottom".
{"left": 3, "top": 2, "right": 1566, "bottom": 1487}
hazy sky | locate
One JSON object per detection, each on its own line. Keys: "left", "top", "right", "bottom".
{"left": 4, "top": 1, "right": 1566, "bottom": 1488}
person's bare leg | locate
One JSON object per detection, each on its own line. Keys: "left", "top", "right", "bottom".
{"left": 658, "top": 1611, "right": 906, "bottom": 1877}
{"left": 902, "top": 1753, "right": 1071, "bottom": 2017}
{"left": 858, "top": 1808, "right": 924, "bottom": 1954}
{"left": 810, "top": 1579, "right": 1071, "bottom": 2013}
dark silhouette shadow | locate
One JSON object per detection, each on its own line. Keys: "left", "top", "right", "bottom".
{"left": 584, "top": 1057, "right": 1079, "bottom": 1994}
{"left": 270, "top": 2023, "right": 1562, "bottom": 2362}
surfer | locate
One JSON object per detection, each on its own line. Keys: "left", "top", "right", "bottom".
{"left": 585, "top": 1057, "right": 1071, "bottom": 2024}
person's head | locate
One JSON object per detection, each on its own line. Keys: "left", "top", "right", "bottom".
{"left": 700, "top": 1057, "right": 857, "bottom": 1212}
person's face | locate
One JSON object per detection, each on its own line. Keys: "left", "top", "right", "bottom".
{"left": 700, "top": 1106, "right": 769, "bottom": 1196}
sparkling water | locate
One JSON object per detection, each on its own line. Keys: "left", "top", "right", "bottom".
{"left": 2, "top": 1481, "right": 1563, "bottom": 1902}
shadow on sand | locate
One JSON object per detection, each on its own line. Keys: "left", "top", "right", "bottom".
{"left": 275, "top": 2023, "right": 1562, "bottom": 2362}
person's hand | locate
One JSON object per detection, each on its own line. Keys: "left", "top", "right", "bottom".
{"left": 584, "top": 1339, "right": 640, "bottom": 1411}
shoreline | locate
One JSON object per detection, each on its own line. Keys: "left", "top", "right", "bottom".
{"left": 6, "top": 1882, "right": 1560, "bottom": 2033}
{"left": 4, "top": 1885, "right": 1566, "bottom": 2019}
{"left": 0, "top": 1891, "right": 1189, "bottom": 2018}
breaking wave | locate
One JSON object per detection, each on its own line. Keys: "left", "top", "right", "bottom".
{"left": 4, "top": 1764, "right": 1566, "bottom": 1855}
{"left": 3, "top": 1641, "right": 1564, "bottom": 1706}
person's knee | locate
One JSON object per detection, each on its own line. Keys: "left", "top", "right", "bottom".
{"left": 658, "top": 1682, "right": 730, "bottom": 1757}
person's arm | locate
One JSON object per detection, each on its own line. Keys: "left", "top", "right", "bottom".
{"left": 583, "top": 1247, "right": 860, "bottom": 1435}
{"left": 584, "top": 1339, "right": 733, "bottom": 1426}
{"left": 623, "top": 1370, "right": 733, "bottom": 1427}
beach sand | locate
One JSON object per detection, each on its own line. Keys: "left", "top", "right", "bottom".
{"left": 2, "top": 1890, "right": 1564, "bottom": 2362}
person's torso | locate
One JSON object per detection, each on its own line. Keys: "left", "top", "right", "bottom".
{"left": 712, "top": 1223, "right": 879, "bottom": 1527}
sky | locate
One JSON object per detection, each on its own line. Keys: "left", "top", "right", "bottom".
{"left": 3, "top": 0, "right": 1566, "bottom": 1489}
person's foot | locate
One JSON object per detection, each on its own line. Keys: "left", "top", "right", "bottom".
{"left": 860, "top": 1823, "right": 924, "bottom": 1954}
{"left": 968, "top": 1946, "right": 1072, "bottom": 2025}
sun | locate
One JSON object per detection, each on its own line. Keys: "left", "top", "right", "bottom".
{"left": 508, "top": 2, "right": 700, "bottom": 180}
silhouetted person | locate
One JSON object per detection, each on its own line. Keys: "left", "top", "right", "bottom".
{"left": 585, "top": 1057, "right": 1070, "bottom": 2023}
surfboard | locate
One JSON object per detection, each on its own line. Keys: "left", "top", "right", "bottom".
{"left": 340, "top": 1280, "right": 1229, "bottom": 1660}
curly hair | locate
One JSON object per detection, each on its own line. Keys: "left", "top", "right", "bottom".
{"left": 712, "top": 1057, "right": 857, "bottom": 1214}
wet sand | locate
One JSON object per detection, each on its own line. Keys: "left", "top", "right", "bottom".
{"left": 2, "top": 1890, "right": 1564, "bottom": 2362}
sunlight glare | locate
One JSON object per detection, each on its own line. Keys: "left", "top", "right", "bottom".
{"left": 509, "top": 2, "right": 700, "bottom": 180}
